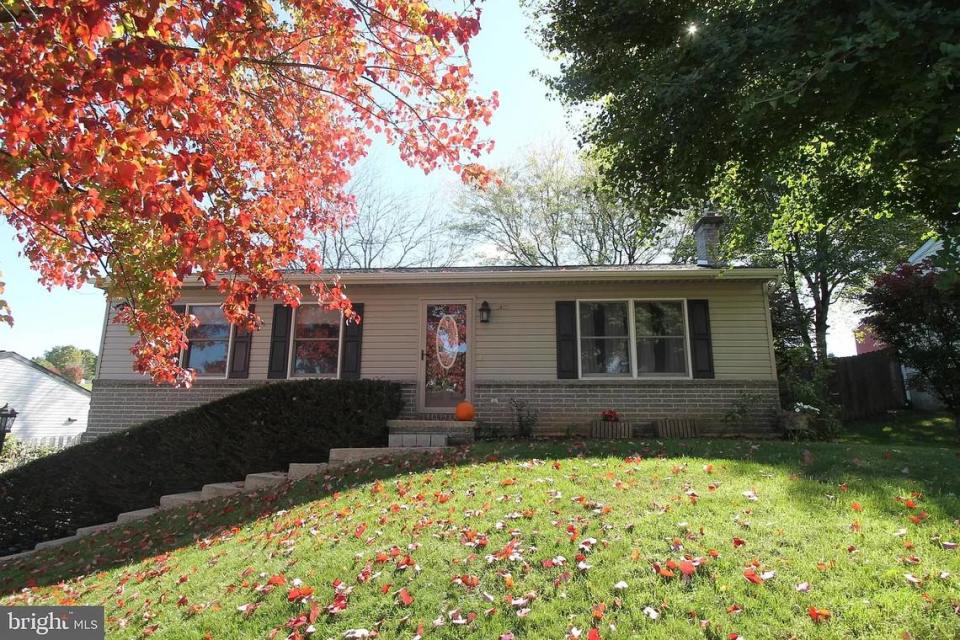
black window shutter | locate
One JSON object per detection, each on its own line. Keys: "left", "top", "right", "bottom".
{"left": 172, "top": 304, "right": 187, "bottom": 367}
{"left": 228, "top": 304, "right": 255, "bottom": 379}
{"left": 267, "top": 304, "right": 293, "bottom": 379}
{"left": 687, "top": 299, "right": 715, "bottom": 379}
{"left": 339, "top": 303, "right": 364, "bottom": 380}
{"left": 555, "top": 301, "right": 579, "bottom": 379}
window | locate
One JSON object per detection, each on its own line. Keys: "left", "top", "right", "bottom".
{"left": 290, "top": 305, "right": 342, "bottom": 377}
{"left": 183, "top": 304, "right": 231, "bottom": 377}
{"left": 577, "top": 300, "right": 690, "bottom": 378}
{"left": 579, "top": 302, "right": 631, "bottom": 375}
{"left": 634, "top": 301, "right": 687, "bottom": 376}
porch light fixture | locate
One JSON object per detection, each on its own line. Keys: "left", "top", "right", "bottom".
{"left": 479, "top": 300, "right": 491, "bottom": 323}
{"left": 0, "top": 404, "right": 17, "bottom": 450}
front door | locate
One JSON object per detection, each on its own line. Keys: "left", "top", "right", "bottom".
{"left": 419, "top": 301, "right": 470, "bottom": 412}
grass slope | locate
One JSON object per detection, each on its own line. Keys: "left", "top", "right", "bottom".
{"left": 2, "top": 439, "right": 959, "bottom": 640}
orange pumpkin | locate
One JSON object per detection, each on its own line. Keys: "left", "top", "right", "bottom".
{"left": 454, "top": 401, "right": 476, "bottom": 422}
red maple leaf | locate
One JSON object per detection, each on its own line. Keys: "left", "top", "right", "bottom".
{"left": 287, "top": 587, "right": 314, "bottom": 603}
{"left": 743, "top": 568, "right": 764, "bottom": 585}
{"left": 808, "top": 606, "right": 832, "bottom": 622}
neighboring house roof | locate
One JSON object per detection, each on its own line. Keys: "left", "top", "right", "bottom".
{"left": 908, "top": 238, "right": 943, "bottom": 264}
{"left": 0, "top": 351, "right": 92, "bottom": 397}
{"left": 168, "top": 264, "right": 780, "bottom": 288}
{"left": 0, "top": 350, "right": 90, "bottom": 443}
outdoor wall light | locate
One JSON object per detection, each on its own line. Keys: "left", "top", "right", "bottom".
{"left": 0, "top": 404, "right": 18, "bottom": 450}
{"left": 479, "top": 300, "right": 491, "bottom": 323}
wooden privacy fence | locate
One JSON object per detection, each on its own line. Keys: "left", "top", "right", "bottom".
{"left": 829, "top": 348, "right": 906, "bottom": 420}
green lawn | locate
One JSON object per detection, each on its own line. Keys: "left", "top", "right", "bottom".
{"left": 838, "top": 410, "right": 957, "bottom": 447}
{"left": 2, "top": 439, "right": 959, "bottom": 639}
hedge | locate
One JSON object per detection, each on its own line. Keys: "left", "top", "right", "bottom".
{"left": 0, "top": 379, "right": 404, "bottom": 555}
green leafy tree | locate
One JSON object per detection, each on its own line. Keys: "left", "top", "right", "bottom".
{"left": 713, "top": 135, "right": 929, "bottom": 360}
{"left": 529, "top": 0, "right": 959, "bottom": 257}
{"left": 862, "top": 262, "right": 960, "bottom": 433}
{"left": 35, "top": 345, "right": 97, "bottom": 382}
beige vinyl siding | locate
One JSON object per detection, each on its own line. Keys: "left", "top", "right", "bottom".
{"left": 96, "top": 278, "right": 777, "bottom": 382}
{"left": 97, "top": 302, "right": 144, "bottom": 380}
{"left": 249, "top": 302, "right": 272, "bottom": 380}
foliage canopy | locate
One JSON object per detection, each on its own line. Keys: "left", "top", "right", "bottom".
{"left": 0, "top": 0, "right": 496, "bottom": 384}
{"left": 530, "top": 0, "right": 959, "bottom": 244}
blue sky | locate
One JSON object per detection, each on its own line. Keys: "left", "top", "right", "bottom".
{"left": 0, "top": 2, "right": 574, "bottom": 360}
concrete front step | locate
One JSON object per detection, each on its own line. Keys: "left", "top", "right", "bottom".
{"left": 0, "top": 549, "right": 35, "bottom": 563}
{"left": 201, "top": 481, "right": 246, "bottom": 499}
{"left": 288, "top": 463, "right": 329, "bottom": 482}
{"left": 388, "top": 433, "right": 448, "bottom": 448}
{"left": 76, "top": 521, "right": 118, "bottom": 538}
{"left": 35, "top": 535, "right": 80, "bottom": 551}
{"left": 387, "top": 419, "right": 475, "bottom": 445}
{"left": 328, "top": 446, "right": 451, "bottom": 466}
{"left": 116, "top": 507, "right": 158, "bottom": 523}
{"left": 244, "top": 471, "right": 288, "bottom": 491}
{"left": 159, "top": 491, "right": 204, "bottom": 510}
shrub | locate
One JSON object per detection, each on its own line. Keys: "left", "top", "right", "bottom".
{"left": 510, "top": 398, "right": 538, "bottom": 439}
{"left": 776, "top": 347, "right": 841, "bottom": 439}
{"left": 0, "top": 380, "right": 403, "bottom": 554}
{"left": 861, "top": 260, "right": 960, "bottom": 434}
{"left": 0, "top": 436, "right": 57, "bottom": 473}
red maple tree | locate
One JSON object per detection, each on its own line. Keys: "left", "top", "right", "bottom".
{"left": 0, "top": 0, "right": 496, "bottom": 384}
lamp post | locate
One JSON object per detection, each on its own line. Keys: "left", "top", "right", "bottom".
{"left": 0, "top": 404, "right": 17, "bottom": 451}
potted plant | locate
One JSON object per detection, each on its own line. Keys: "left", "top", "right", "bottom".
{"left": 591, "top": 409, "right": 631, "bottom": 439}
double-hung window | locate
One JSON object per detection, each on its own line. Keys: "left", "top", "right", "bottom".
{"left": 634, "top": 301, "right": 688, "bottom": 375}
{"left": 183, "top": 304, "right": 232, "bottom": 377}
{"left": 577, "top": 300, "right": 690, "bottom": 378}
{"left": 290, "top": 305, "right": 342, "bottom": 377}
{"left": 579, "top": 302, "right": 632, "bottom": 376}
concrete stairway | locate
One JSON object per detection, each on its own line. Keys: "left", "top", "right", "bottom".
{"left": 329, "top": 446, "right": 449, "bottom": 466}
{"left": 8, "top": 436, "right": 458, "bottom": 559}
{"left": 387, "top": 419, "right": 476, "bottom": 446}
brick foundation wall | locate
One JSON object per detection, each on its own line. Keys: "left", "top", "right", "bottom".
{"left": 85, "top": 379, "right": 263, "bottom": 440}
{"left": 87, "top": 378, "right": 781, "bottom": 439}
{"left": 473, "top": 380, "right": 781, "bottom": 436}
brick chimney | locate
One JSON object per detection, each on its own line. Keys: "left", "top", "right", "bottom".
{"left": 693, "top": 212, "right": 724, "bottom": 267}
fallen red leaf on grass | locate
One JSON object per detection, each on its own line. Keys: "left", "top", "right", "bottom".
{"left": 808, "top": 606, "right": 832, "bottom": 622}
{"left": 287, "top": 586, "right": 314, "bottom": 603}
{"left": 398, "top": 588, "right": 414, "bottom": 606}
{"left": 743, "top": 568, "right": 764, "bottom": 585}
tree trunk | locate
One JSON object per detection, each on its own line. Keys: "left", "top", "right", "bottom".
{"left": 783, "top": 254, "right": 813, "bottom": 352}
{"left": 814, "top": 317, "right": 829, "bottom": 362}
